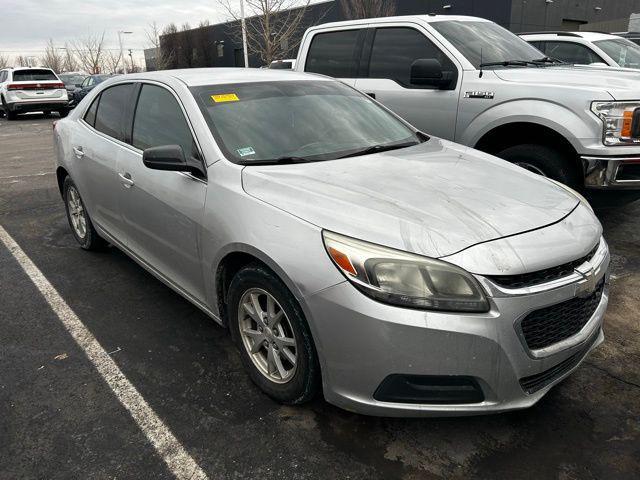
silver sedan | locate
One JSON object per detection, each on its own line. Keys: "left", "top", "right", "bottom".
{"left": 53, "top": 68, "right": 609, "bottom": 416}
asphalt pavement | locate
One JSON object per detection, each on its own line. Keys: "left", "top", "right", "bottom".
{"left": 1, "top": 114, "right": 639, "bottom": 479}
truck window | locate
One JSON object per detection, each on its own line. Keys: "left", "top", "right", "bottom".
{"left": 541, "top": 41, "right": 604, "bottom": 65}
{"left": 368, "top": 27, "right": 456, "bottom": 87}
{"left": 305, "top": 29, "right": 361, "bottom": 77}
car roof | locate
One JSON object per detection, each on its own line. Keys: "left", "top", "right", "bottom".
{"left": 520, "top": 31, "right": 619, "bottom": 42}
{"left": 306, "top": 14, "right": 489, "bottom": 31}
{"left": 122, "top": 68, "right": 332, "bottom": 87}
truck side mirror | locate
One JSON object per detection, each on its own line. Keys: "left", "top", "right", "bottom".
{"left": 410, "top": 59, "right": 456, "bottom": 90}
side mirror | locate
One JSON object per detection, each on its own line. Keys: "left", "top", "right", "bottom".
{"left": 410, "top": 59, "right": 456, "bottom": 90}
{"left": 143, "top": 145, "right": 206, "bottom": 177}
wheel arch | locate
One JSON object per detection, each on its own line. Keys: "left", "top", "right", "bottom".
{"left": 473, "top": 121, "right": 583, "bottom": 177}
{"left": 56, "top": 166, "right": 69, "bottom": 197}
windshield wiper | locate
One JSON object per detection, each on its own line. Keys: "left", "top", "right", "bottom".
{"left": 479, "top": 59, "right": 542, "bottom": 68}
{"left": 338, "top": 141, "right": 420, "bottom": 159}
{"left": 244, "top": 156, "right": 314, "bottom": 166}
{"left": 532, "top": 56, "right": 566, "bottom": 65}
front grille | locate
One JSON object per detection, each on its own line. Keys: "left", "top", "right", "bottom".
{"left": 489, "top": 243, "right": 599, "bottom": 289}
{"left": 520, "top": 279, "right": 604, "bottom": 351}
{"left": 519, "top": 329, "right": 600, "bottom": 394}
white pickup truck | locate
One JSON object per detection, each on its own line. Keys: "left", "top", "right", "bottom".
{"left": 295, "top": 15, "right": 640, "bottom": 190}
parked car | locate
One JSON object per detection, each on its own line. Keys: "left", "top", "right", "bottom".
{"left": 73, "top": 74, "right": 115, "bottom": 104}
{"left": 520, "top": 31, "right": 640, "bottom": 69}
{"left": 0, "top": 67, "right": 68, "bottom": 119}
{"left": 612, "top": 31, "right": 640, "bottom": 46}
{"left": 59, "top": 72, "right": 88, "bottom": 108}
{"left": 295, "top": 15, "right": 640, "bottom": 189}
{"left": 53, "top": 69, "right": 609, "bottom": 416}
{"left": 268, "top": 59, "right": 296, "bottom": 70}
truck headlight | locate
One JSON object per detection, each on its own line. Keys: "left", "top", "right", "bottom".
{"left": 591, "top": 101, "right": 640, "bottom": 146}
{"left": 323, "top": 231, "right": 489, "bottom": 313}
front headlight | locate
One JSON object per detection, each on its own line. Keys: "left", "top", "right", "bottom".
{"left": 591, "top": 101, "right": 640, "bottom": 146}
{"left": 323, "top": 231, "right": 489, "bottom": 313}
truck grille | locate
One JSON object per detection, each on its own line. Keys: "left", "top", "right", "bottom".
{"left": 520, "top": 279, "right": 604, "bottom": 351}
{"left": 489, "top": 243, "right": 599, "bottom": 289}
{"left": 519, "top": 329, "right": 600, "bottom": 394}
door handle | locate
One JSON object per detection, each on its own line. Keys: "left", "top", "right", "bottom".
{"left": 73, "top": 146, "right": 84, "bottom": 158}
{"left": 118, "top": 172, "right": 135, "bottom": 188}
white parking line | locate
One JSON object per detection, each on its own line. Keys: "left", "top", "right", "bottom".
{"left": 0, "top": 224, "right": 209, "bottom": 480}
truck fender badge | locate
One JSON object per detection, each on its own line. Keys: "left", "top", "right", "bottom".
{"left": 464, "top": 91, "right": 495, "bottom": 99}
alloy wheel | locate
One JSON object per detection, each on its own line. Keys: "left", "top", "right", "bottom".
{"left": 67, "top": 186, "right": 87, "bottom": 239}
{"left": 238, "top": 288, "right": 298, "bottom": 384}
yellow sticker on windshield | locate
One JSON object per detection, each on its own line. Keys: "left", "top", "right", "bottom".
{"left": 211, "top": 93, "right": 239, "bottom": 103}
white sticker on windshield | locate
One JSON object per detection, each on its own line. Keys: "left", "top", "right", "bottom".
{"left": 237, "top": 147, "right": 256, "bottom": 157}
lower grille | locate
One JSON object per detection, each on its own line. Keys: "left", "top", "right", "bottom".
{"left": 520, "top": 329, "right": 600, "bottom": 394}
{"left": 520, "top": 279, "right": 604, "bottom": 351}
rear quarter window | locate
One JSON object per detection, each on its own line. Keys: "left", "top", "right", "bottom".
{"left": 93, "top": 83, "right": 135, "bottom": 141}
{"left": 305, "top": 29, "right": 362, "bottom": 77}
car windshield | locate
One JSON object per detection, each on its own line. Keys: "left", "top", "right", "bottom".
{"left": 594, "top": 38, "right": 640, "bottom": 68}
{"left": 12, "top": 69, "right": 57, "bottom": 81}
{"left": 431, "top": 20, "right": 544, "bottom": 68}
{"left": 59, "top": 74, "right": 86, "bottom": 86}
{"left": 191, "top": 80, "right": 422, "bottom": 164}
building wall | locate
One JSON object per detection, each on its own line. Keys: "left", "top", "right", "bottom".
{"left": 510, "top": 0, "right": 640, "bottom": 33}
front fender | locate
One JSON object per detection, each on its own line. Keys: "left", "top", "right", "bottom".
{"left": 460, "top": 99, "right": 600, "bottom": 153}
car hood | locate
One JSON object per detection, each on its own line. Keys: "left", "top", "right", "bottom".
{"left": 241, "top": 139, "right": 579, "bottom": 258}
{"left": 493, "top": 65, "right": 640, "bottom": 100}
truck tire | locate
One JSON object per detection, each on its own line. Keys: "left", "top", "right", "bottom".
{"left": 497, "top": 143, "right": 581, "bottom": 189}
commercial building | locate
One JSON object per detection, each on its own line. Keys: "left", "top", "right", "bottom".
{"left": 152, "top": 0, "right": 640, "bottom": 70}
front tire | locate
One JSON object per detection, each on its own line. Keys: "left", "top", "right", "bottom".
{"left": 63, "top": 176, "right": 106, "bottom": 250}
{"left": 497, "top": 143, "right": 582, "bottom": 189}
{"left": 228, "top": 263, "right": 320, "bottom": 404}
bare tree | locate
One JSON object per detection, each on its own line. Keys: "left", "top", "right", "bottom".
{"left": 73, "top": 32, "right": 106, "bottom": 74}
{"left": 40, "top": 39, "right": 64, "bottom": 72}
{"left": 219, "top": 0, "right": 313, "bottom": 65}
{"left": 145, "top": 21, "right": 175, "bottom": 70}
{"left": 104, "top": 50, "right": 123, "bottom": 74}
{"left": 0, "top": 53, "right": 10, "bottom": 69}
{"left": 62, "top": 43, "right": 80, "bottom": 72}
{"left": 14, "top": 55, "right": 33, "bottom": 67}
{"left": 339, "top": 0, "right": 396, "bottom": 19}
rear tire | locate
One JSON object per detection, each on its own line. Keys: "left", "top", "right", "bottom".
{"left": 6, "top": 109, "right": 17, "bottom": 120}
{"left": 228, "top": 263, "right": 320, "bottom": 405}
{"left": 497, "top": 143, "right": 582, "bottom": 189}
{"left": 63, "top": 176, "right": 107, "bottom": 250}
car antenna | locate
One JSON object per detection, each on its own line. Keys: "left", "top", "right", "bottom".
{"left": 479, "top": 48, "right": 483, "bottom": 78}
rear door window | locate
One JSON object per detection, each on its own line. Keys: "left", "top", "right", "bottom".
{"left": 368, "top": 27, "right": 456, "bottom": 88}
{"left": 12, "top": 69, "right": 58, "bottom": 81}
{"left": 84, "top": 96, "right": 100, "bottom": 127}
{"left": 305, "top": 29, "right": 362, "bottom": 77}
{"left": 132, "top": 84, "right": 197, "bottom": 158}
{"left": 93, "top": 83, "right": 135, "bottom": 141}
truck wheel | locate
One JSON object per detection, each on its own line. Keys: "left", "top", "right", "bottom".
{"left": 6, "top": 110, "right": 17, "bottom": 120}
{"left": 497, "top": 144, "right": 581, "bottom": 189}
{"left": 58, "top": 108, "right": 69, "bottom": 118}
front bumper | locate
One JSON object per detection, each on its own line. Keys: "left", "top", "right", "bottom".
{"left": 583, "top": 155, "right": 640, "bottom": 188}
{"left": 306, "top": 240, "right": 610, "bottom": 417}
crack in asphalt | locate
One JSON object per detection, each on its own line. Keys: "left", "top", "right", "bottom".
{"left": 584, "top": 361, "right": 640, "bottom": 389}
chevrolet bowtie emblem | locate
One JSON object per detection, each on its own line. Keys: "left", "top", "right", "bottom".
{"left": 576, "top": 266, "right": 597, "bottom": 298}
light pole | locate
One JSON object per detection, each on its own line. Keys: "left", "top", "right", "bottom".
{"left": 240, "top": 0, "right": 249, "bottom": 68}
{"left": 118, "top": 30, "right": 133, "bottom": 74}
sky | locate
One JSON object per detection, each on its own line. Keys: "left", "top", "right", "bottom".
{"left": 0, "top": 0, "right": 328, "bottom": 66}
{"left": 0, "top": 0, "right": 245, "bottom": 64}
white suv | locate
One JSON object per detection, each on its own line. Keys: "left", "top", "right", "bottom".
{"left": 0, "top": 67, "right": 69, "bottom": 120}
{"left": 520, "top": 31, "right": 640, "bottom": 70}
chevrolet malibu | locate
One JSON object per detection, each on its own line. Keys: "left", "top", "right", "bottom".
{"left": 53, "top": 69, "right": 610, "bottom": 416}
